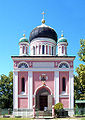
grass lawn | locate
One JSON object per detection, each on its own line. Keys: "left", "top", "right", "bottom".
{"left": 0, "top": 118, "right": 33, "bottom": 120}
{"left": 0, "top": 118, "right": 85, "bottom": 120}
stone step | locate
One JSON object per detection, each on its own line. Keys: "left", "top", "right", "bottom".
{"left": 35, "top": 111, "right": 52, "bottom": 116}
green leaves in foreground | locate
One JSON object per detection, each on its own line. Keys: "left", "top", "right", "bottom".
{"left": 0, "top": 71, "right": 13, "bottom": 108}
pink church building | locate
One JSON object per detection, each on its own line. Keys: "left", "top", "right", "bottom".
{"left": 11, "top": 15, "right": 75, "bottom": 117}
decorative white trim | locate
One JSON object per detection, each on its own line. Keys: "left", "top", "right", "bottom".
{"left": 69, "top": 71, "right": 74, "bottom": 109}
{"left": 54, "top": 71, "right": 59, "bottom": 104}
{"left": 28, "top": 71, "right": 33, "bottom": 109}
{"left": 12, "top": 57, "right": 75, "bottom": 61}
{"left": 59, "top": 95, "right": 69, "bottom": 98}
{"left": 13, "top": 71, "right": 18, "bottom": 109}
{"left": 33, "top": 62, "right": 54, "bottom": 68}
{"left": 34, "top": 85, "right": 53, "bottom": 96}
{"left": 14, "top": 68, "right": 73, "bottom": 72}
{"left": 18, "top": 95, "right": 28, "bottom": 98}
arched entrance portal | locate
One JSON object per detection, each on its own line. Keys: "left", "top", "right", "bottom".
{"left": 35, "top": 87, "right": 52, "bottom": 111}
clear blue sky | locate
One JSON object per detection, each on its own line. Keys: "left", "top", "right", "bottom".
{"left": 0, "top": 0, "right": 85, "bottom": 75}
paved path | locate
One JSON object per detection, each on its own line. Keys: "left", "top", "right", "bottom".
{"left": 34, "top": 118, "right": 78, "bottom": 120}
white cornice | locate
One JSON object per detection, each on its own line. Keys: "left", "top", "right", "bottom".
{"left": 13, "top": 68, "right": 73, "bottom": 72}
{"left": 11, "top": 57, "right": 75, "bottom": 61}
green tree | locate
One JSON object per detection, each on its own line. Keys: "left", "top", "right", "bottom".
{"left": 74, "top": 39, "right": 85, "bottom": 100}
{"left": 0, "top": 71, "right": 13, "bottom": 108}
{"left": 74, "top": 64, "right": 85, "bottom": 100}
{"left": 78, "top": 39, "right": 85, "bottom": 62}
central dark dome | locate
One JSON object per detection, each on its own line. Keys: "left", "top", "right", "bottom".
{"left": 29, "top": 24, "right": 57, "bottom": 42}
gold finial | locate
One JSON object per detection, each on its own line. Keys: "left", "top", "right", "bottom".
{"left": 41, "top": 11, "right": 46, "bottom": 24}
{"left": 23, "top": 34, "right": 25, "bottom": 37}
{"left": 61, "top": 30, "right": 64, "bottom": 37}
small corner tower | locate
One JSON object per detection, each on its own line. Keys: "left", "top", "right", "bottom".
{"left": 57, "top": 33, "right": 68, "bottom": 56}
{"left": 19, "top": 34, "right": 29, "bottom": 56}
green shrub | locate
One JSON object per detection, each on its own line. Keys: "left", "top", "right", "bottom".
{"left": 54, "top": 103, "right": 64, "bottom": 117}
{"left": 54, "top": 102, "right": 63, "bottom": 110}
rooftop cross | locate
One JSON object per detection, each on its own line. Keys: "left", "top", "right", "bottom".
{"left": 41, "top": 11, "right": 46, "bottom": 19}
{"left": 41, "top": 11, "right": 46, "bottom": 24}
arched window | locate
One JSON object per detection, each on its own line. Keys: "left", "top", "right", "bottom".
{"left": 18, "top": 63, "right": 28, "bottom": 68}
{"left": 62, "top": 77, "right": 66, "bottom": 91}
{"left": 59, "top": 63, "right": 69, "bottom": 68}
{"left": 26, "top": 47, "right": 28, "bottom": 54}
{"left": 23, "top": 46, "right": 25, "bottom": 54}
{"left": 62, "top": 46, "right": 64, "bottom": 54}
{"left": 42, "top": 45, "right": 44, "bottom": 54}
{"left": 22, "top": 78, "right": 25, "bottom": 92}
{"left": 33, "top": 46, "right": 35, "bottom": 55}
{"left": 52, "top": 46, "right": 53, "bottom": 55}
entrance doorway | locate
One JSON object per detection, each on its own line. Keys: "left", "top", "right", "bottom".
{"left": 39, "top": 95, "right": 48, "bottom": 110}
{"left": 35, "top": 87, "right": 52, "bottom": 111}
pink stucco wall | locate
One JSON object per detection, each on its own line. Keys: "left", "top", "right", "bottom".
{"left": 59, "top": 98, "right": 69, "bottom": 108}
{"left": 18, "top": 72, "right": 28, "bottom": 95}
{"left": 18, "top": 98, "right": 28, "bottom": 108}
{"left": 59, "top": 71, "right": 69, "bottom": 95}
{"left": 33, "top": 71, "right": 54, "bottom": 95}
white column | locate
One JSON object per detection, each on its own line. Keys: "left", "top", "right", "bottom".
{"left": 51, "top": 46, "right": 52, "bottom": 55}
{"left": 38, "top": 44, "right": 39, "bottom": 55}
{"left": 20, "top": 46, "right": 22, "bottom": 55}
{"left": 64, "top": 46, "right": 65, "bottom": 55}
{"left": 40, "top": 44, "right": 42, "bottom": 55}
{"left": 54, "top": 71, "right": 59, "bottom": 104}
{"left": 69, "top": 71, "right": 74, "bottom": 109}
{"left": 45, "top": 45, "right": 46, "bottom": 55}
{"left": 48, "top": 45, "right": 49, "bottom": 55}
{"left": 13, "top": 71, "right": 18, "bottom": 110}
{"left": 28, "top": 71, "right": 33, "bottom": 109}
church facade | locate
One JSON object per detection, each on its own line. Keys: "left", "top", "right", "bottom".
{"left": 11, "top": 15, "right": 75, "bottom": 117}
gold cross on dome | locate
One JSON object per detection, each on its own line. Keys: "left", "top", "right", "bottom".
{"left": 42, "top": 11, "right": 46, "bottom": 19}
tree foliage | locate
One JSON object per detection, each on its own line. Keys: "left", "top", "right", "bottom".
{"left": 74, "top": 64, "right": 85, "bottom": 100}
{"left": 0, "top": 71, "right": 13, "bottom": 108}
{"left": 74, "top": 39, "right": 85, "bottom": 100}
{"left": 78, "top": 39, "right": 85, "bottom": 62}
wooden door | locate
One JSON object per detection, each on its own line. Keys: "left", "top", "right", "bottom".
{"left": 39, "top": 95, "right": 48, "bottom": 110}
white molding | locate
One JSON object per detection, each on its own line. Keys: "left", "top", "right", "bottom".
{"left": 69, "top": 71, "right": 74, "bottom": 109}
{"left": 59, "top": 95, "right": 69, "bottom": 98}
{"left": 33, "top": 62, "right": 54, "bottom": 68}
{"left": 14, "top": 68, "right": 73, "bottom": 72}
{"left": 18, "top": 95, "right": 28, "bottom": 98}
{"left": 54, "top": 71, "right": 59, "bottom": 104}
{"left": 34, "top": 85, "right": 53, "bottom": 96}
{"left": 12, "top": 57, "right": 75, "bottom": 61}
{"left": 28, "top": 71, "right": 33, "bottom": 109}
{"left": 13, "top": 71, "right": 18, "bottom": 109}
